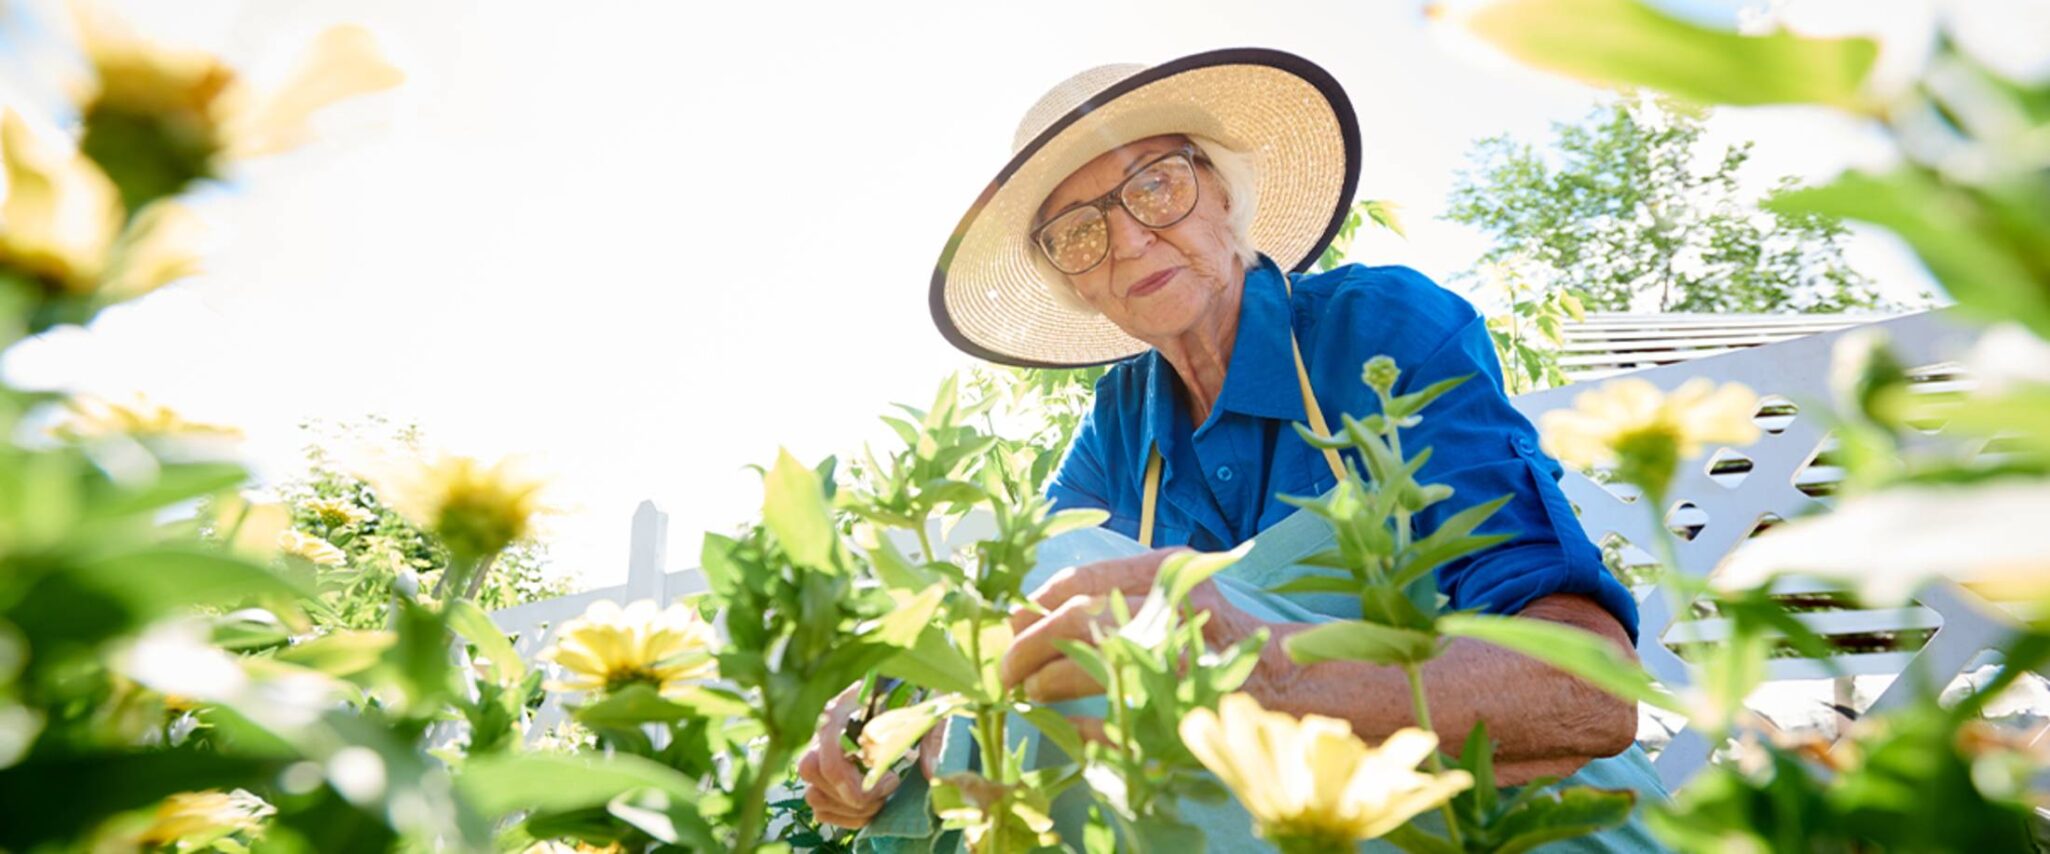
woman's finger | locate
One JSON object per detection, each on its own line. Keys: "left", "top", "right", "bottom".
{"left": 1000, "top": 595, "right": 1112, "bottom": 688}
{"left": 1021, "top": 658, "right": 1104, "bottom": 703}
{"left": 806, "top": 785, "right": 879, "bottom": 829}
{"left": 1068, "top": 716, "right": 1111, "bottom": 746}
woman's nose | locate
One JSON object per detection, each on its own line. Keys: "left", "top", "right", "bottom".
{"left": 1106, "top": 205, "right": 1155, "bottom": 261}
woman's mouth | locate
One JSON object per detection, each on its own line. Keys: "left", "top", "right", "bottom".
{"left": 1126, "top": 267, "right": 1180, "bottom": 298}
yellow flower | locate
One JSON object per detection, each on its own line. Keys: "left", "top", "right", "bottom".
{"left": 74, "top": 6, "right": 405, "bottom": 171}
{"left": 1179, "top": 693, "right": 1473, "bottom": 848}
{"left": 0, "top": 110, "right": 122, "bottom": 293}
{"left": 48, "top": 393, "right": 242, "bottom": 443}
{"left": 1539, "top": 377, "right": 1759, "bottom": 496}
{"left": 278, "top": 530, "right": 347, "bottom": 568}
{"left": 364, "top": 453, "right": 550, "bottom": 560}
{"left": 540, "top": 600, "right": 718, "bottom": 697}
{"left": 133, "top": 789, "right": 273, "bottom": 846}
{"left": 304, "top": 495, "right": 374, "bottom": 528}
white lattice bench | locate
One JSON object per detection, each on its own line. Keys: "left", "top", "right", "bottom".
{"left": 1514, "top": 307, "right": 2045, "bottom": 789}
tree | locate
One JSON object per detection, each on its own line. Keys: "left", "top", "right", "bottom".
{"left": 1445, "top": 94, "right": 1888, "bottom": 315}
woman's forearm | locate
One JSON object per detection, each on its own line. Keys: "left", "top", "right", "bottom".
{"left": 1213, "top": 593, "right": 1639, "bottom": 778}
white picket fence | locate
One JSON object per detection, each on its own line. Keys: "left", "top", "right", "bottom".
{"left": 491, "top": 307, "right": 2044, "bottom": 789}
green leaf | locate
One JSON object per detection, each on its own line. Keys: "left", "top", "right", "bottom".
{"left": 1050, "top": 639, "right": 1112, "bottom": 691}
{"left": 1463, "top": 0, "right": 1880, "bottom": 111}
{"left": 1462, "top": 720, "right": 1498, "bottom": 817}
{"left": 1382, "top": 823, "right": 1462, "bottom": 854}
{"left": 762, "top": 449, "right": 838, "bottom": 572}
{"left": 1043, "top": 507, "right": 1110, "bottom": 538}
{"left": 1493, "top": 787, "right": 1638, "bottom": 854}
{"left": 1129, "top": 815, "right": 1207, "bottom": 854}
{"left": 1387, "top": 375, "right": 1471, "bottom": 420}
{"left": 446, "top": 599, "right": 523, "bottom": 685}
{"left": 460, "top": 752, "right": 702, "bottom": 816}
{"left": 870, "top": 584, "right": 946, "bottom": 648}
{"left": 1773, "top": 170, "right": 2050, "bottom": 339}
{"left": 668, "top": 684, "right": 753, "bottom": 719}
{"left": 71, "top": 545, "right": 311, "bottom": 618}
{"left": 878, "top": 626, "right": 984, "bottom": 697}
{"left": 860, "top": 524, "right": 936, "bottom": 592}
{"left": 1283, "top": 620, "right": 1441, "bottom": 666}
{"left": 572, "top": 683, "right": 700, "bottom": 729}
{"left": 607, "top": 789, "right": 720, "bottom": 852}
{"left": 1267, "top": 574, "right": 1359, "bottom": 596}
{"left": 93, "top": 461, "right": 248, "bottom": 519}
{"left": 278, "top": 630, "right": 396, "bottom": 677}
{"left": 1158, "top": 544, "right": 1246, "bottom": 607}
{"left": 1439, "top": 614, "right": 1680, "bottom": 711}
{"left": 1016, "top": 704, "right": 1086, "bottom": 763}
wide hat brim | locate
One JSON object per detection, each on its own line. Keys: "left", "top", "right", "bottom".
{"left": 930, "top": 48, "right": 1361, "bottom": 369}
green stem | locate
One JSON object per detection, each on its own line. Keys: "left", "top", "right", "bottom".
{"left": 1402, "top": 663, "right": 1464, "bottom": 849}
{"left": 916, "top": 518, "right": 938, "bottom": 564}
{"left": 732, "top": 741, "right": 792, "bottom": 851}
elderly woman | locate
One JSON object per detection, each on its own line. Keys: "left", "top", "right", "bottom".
{"left": 801, "top": 49, "right": 1668, "bottom": 850}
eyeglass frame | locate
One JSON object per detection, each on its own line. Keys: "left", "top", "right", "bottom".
{"left": 1028, "top": 143, "right": 1208, "bottom": 276}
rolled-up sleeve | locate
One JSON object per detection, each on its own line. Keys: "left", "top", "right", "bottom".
{"left": 1398, "top": 315, "right": 1641, "bottom": 643}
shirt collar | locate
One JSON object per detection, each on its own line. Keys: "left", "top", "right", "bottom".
{"left": 1135, "top": 254, "right": 1307, "bottom": 460}
{"left": 1214, "top": 254, "right": 1310, "bottom": 423}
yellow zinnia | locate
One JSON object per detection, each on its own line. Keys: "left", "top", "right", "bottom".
{"left": 133, "top": 789, "right": 273, "bottom": 847}
{"left": 0, "top": 110, "right": 122, "bottom": 294}
{"left": 363, "top": 453, "right": 550, "bottom": 561}
{"left": 1538, "top": 377, "right": 1759, "bottom": 497}
{"left": 74, "top": 6, "right": 404, "bottom": 191}
{"left": 278, "top": 530, "right": 348, "bottom": 568}
{"left": 304, "top": 495, "right": 374, "bottom": 529}
{"left": 48, "top": 393, "right": 241, "bottom": 443}
{"left": 540, "top": 600, "right": 718, "bottom": 697}
{"left": 1179, "top": 693, "right": 1473, "bottom": 849}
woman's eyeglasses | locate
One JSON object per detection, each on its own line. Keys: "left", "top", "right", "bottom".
{"left": 1031, "top": 145, "right": 1204, "bottom": 276}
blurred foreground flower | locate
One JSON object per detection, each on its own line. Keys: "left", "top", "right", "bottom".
{"left": 362, "top": 453, "right": 550, "bottom": 563}
{"left": 1715, "top": 480, "right": 2050, "bottom": 608}
{"left": 1539, "top": 377, "right": 1759, "bottom": 498}
{"left": 278, "top": 530, "right": 347, "bottom": 568}
{"left": 0, "top": 111, "right": 122, "bottom": 295}
{"left": 48, "top": 393, "right": 240, "bottom": 443}
{"left": 132, "top": 789, "right": 273, "bottom": 848}
{"left": 75, "top": 6, "right": 404, "bottom": 209}
{"left": 1179, "top": 693, "right": 1473, "bottom": 850}
{"left": 539, "top": 600, "right": 718, "bottom": 698}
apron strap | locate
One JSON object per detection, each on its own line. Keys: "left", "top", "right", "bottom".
{"left": 1138, "top": 272, "right": 1347, "bottom": 548}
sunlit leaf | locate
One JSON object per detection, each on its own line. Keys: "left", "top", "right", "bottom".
{"left": 1460, "top": 0, "right": 1879, "bottom": 111}
{"left": 762, "top": 449, "right": 837, "bottom": 572}
{"left": 1283, "top": 620, "right": 1440, "bottom": 666}
{"left": 1439, "top": 614, "right": 1680, "bottom": 711}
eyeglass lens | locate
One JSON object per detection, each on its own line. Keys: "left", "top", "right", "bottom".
{"left": 1036, "top": 154, "right": 1199, "bottom": 274}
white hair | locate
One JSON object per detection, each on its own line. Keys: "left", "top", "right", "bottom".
{"left": 1032, "top": 134, "right": 1261, "bottom": 314}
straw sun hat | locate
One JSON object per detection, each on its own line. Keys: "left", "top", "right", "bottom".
{"left": 930, "top": 48, "right": 1360, "bottom": 368}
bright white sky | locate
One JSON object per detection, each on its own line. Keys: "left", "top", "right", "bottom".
{"left": 0, "top": 0, "right": 1942, "bottom": 589}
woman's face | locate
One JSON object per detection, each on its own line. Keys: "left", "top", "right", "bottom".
{"left": 1036, "top": 135, "right": 1243, "bottom": 342}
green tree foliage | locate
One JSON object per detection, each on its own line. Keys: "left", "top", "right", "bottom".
{"left": 1446, "top": 95, "right": 1887, "bottom": 314}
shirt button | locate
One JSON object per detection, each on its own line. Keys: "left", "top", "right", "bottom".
{"left": 1216, "top": 466, "right": 1234, "bottom": 482}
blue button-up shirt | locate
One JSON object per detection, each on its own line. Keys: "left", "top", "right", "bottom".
{"left": 1045, "top": 255, "right": 1640, "bottom": 641}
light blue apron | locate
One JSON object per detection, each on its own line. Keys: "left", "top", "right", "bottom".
{"left": 854, "top": 514, "right": 1672, "bottom": 853}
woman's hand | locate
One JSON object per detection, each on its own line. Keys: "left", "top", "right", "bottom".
{"left": 999, "top": 547, "right": 1265, "bottom": 702}
{"left": 796, "top": 683, "right": 943, "bottom": 829}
